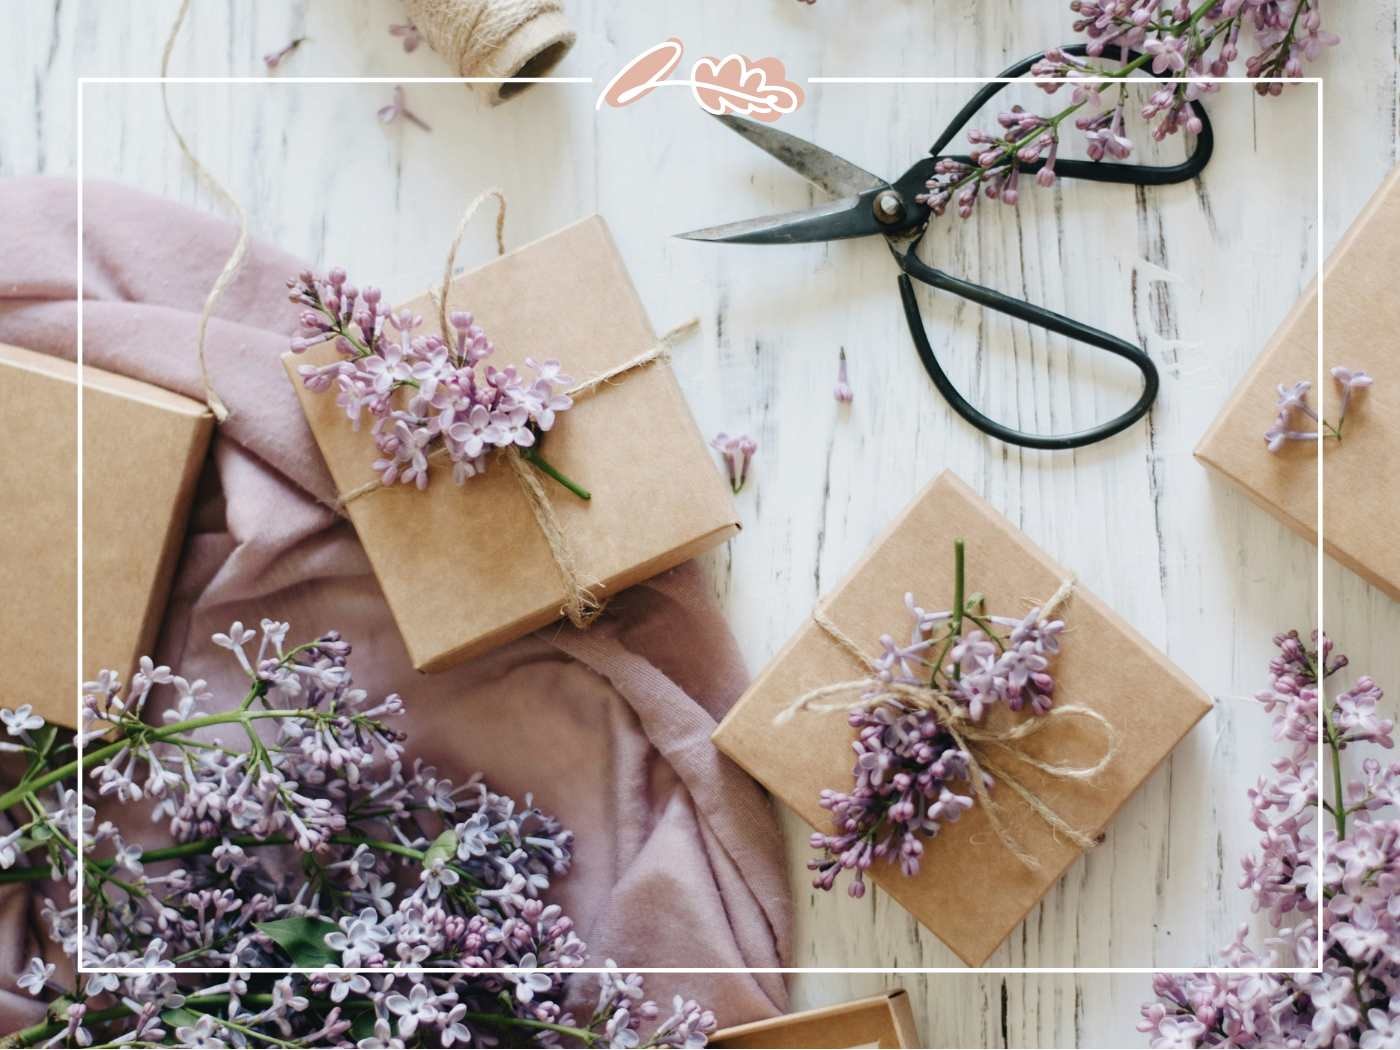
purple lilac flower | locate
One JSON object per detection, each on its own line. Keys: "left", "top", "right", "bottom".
{"left": 377, "top": 85, "right": 432, "bottom": 131}
{"left": 711, "top": 432, "right": 757, "bottom": 493}
{"left": 288, "top": 275, "right": 579, "bottom": 492}
{"left": 1265, "top": 367, "right": 1373, "bottom": 452}
{"left": 834, "top": 348, "right": 854, "bottom": 403}
{"left": 810, "top": 542, "right": 1065, "bottom": 896}
{"left": 262, "top": 36, "right": 307, "bottom": 71}
{"left": 1, "top": 622, "right": 714, "bottom": 1048}
{"left": 1139, "top": 631, "right": 1400, "bottom": 1049}
{"left": 389, "top": 22, "right": 422, "bottom": 53}
{"left": 920, "top": 3, "right": 1338, "bottom": 217}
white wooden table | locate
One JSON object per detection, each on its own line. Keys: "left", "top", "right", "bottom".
{"left": 6, "top": 1, "right": 1398, "bottom": 1046}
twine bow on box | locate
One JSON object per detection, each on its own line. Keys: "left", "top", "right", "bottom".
{"left": 775, "top": 579, "right": 1120, "bottom": 870}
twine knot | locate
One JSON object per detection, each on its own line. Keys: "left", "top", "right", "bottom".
{"left": 775, "top": 580, "right": 1119, "bottom": 870}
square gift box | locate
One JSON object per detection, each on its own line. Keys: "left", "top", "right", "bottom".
{"left": 0, "top": 342, "right": 213, "bottom": 728}
{"left": 284, "top": 216, "right": 739, "bottom": 672}
{"left": 709, "top": 991, "right": 921, "bottom": 1049}
{"left": 712, "top": 470, "right": 1212, "bottom": 966}
{"left": 1196, "top": 164, "right": 1400, "bottom": 601}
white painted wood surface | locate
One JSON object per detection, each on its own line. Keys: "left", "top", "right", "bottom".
{"left": 5, "top": 1, "right": 1397, "bottom": 1046}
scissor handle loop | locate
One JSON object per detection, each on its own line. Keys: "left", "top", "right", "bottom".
{"left": 929, "top": 45, "right": 1214, "bottom": 187}
{"left": 896, "top": 254, "right": 1159, "bottom": 450}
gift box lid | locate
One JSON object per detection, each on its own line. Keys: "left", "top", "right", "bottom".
{"left": 712, "top": 470, "right": 1212, "bottom": 967}
{"left": 0, "top": 342, "right": 213, "bottom": 727}
{"left": 283, "top": 215, "right": 739, "bottom": 672}
{"left": 709, "top": 991, "right": 920, "bottom": 1049}
{"left": 1196, "top": 164, "right": 1400, "bottom": 601}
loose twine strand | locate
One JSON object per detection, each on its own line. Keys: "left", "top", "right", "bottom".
{"left": 330, "top": 188, "right": 696, "bottom": 630}
{"left": 775, "top": 578, "right": 1120, "bottom": 870}
{"left": 161, "top": 0, "right": 239, "bottom": 423}
{"left": 405, "top": 0, "right": 568, "bottom": 76}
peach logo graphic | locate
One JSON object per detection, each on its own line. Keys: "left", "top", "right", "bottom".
{"left": 598, "top": 38, "right": 804, "bottom": 122}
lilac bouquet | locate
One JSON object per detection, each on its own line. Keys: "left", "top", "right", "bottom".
{"left": 0, "top": 623, "right": 713, "bottom": 1048}
{"left": 288, "top": 268, "right": 589, "bottom": 499}
{"left": 1266, "top": 366, "right": 1374, "bottom": 452}
{"left": 920, "top": 1, "right": 1338, "bottom": 218}
{"left": 1139, "top": 632, "right": 1400, "bottom": 1048}
{"left": 809, "top": 540, "right": 1066, "bottom": 898}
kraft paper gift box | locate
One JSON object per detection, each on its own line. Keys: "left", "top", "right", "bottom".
{"left": 1196, "top": 164, "right": 1400, "bottom": 601}
{"left": 712, "top": 470, "right": 1212, "bottom": 967}
{"left": 709, "top": 991, "right": 920, "bottom": 1049}
{"left": 283, "top": 216, "right": 739, "bottom": 672}
{"left": 0, "top": 342, "right": 213, "bottom": 728}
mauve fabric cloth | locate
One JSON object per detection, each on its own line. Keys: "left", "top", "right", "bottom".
{"left": 0, "top": 176, "right": 791, "bottom": 1032}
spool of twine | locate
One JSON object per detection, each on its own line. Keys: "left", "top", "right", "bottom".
{"left": 404, "top": 0, "right": 576, "bottom": 104}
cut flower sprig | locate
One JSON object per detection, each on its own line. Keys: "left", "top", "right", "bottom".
{"left": 1266, "top": 365, "right": 1374, "bottom": 452}
{"left": 0, "top": 622, "right": 714, "bottom": 1049}
{"left": 1140, "top": 633, "right": 1400, "bottom": 1048}
{"left": 809, "top": 539, "right": 1067, "bottom": 898}
{"left": 289, "top": 267, "right": 590, "bottom": 501}
{"left": 920, "top": 0, "right": 1337, "bottom": 218}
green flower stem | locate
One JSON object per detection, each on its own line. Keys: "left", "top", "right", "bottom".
{"left": 949, "top": 540, "right": 967, "bottom": 684}
{"left": 1325, "top": 709, "right": 1348, "bottom": 839}
{"left": 523, "top": 447, "right": 592, "bottom": 501}
{"left": 0, "top": 830, "right": 475, "bottom": 886}
{"left": 0, "top": 709, "right": 313, "bottom": 814}
{"left": 951, "top": 540, "right": 966, "bottom": 636}
{"left": 462, "top": 1010, "right": 602, "bottom": 1046}
{"left": 3, "top": 991, "right": 608, "bottom": 1048}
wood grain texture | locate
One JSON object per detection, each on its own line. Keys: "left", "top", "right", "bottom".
{"left": 3, "top": 1, "right": 1396, "bottom": 1046}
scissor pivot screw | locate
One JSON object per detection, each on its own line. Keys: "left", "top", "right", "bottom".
{"left": 874, "top": 190, "right": 904, "bottom": 225}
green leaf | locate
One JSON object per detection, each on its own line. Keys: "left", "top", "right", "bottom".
{"left": 255, "top": 915, "right": 342, "bottom": 967}
{"left": 161, "top": 1007, "right": 204, "bottom": 1029}
{"left": 347, "top": 1006, "right": 379, "bottom": 1041}
{"left": 422, "top": 829, "right": 458, "bottom": 869}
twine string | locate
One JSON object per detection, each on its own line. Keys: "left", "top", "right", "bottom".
{"left": 405, "top": 0, "right": 568, "bottom": 73}
{"left": 775, "top": 580, "right": 1119, "bottom": 870}
{"left": 161, "top": 0, "right": 239, "bottom": 423}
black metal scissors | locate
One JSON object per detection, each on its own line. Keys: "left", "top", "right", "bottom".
{"left": 677, "top": 46, "right": 1214, "bottom": 450}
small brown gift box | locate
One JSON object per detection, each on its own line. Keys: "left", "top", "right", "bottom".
{"left": 713, "top": 470, "right": 1212, "bottom": 967}
{"left": 283, "top": 216, "right": 739, "bottom": 672}
{"left": 1196, "top": 165, "right": 1400, "bottom": 601}
{"left": 709, "top": 991, "right": 921, "bottom": 1049}
{"left": 0, "top": 342, "right": 213, "bottom": 728}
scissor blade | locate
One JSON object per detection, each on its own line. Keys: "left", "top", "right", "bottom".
{"left": 713, "top": 114, "right": 886, "bottom": 199}
{"left": 676, "top": 196, "right": 880, "bottom": 245}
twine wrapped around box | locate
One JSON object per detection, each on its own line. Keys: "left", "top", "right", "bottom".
{"left": 324, "top": 189, "right": 697, "bottom": 629}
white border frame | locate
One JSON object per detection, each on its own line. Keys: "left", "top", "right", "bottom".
{"left": 74, "top": 69, "right": 1326, "bottom": 979}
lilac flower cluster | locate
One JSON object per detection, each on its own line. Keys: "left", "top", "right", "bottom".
{"left": 920, "top": 1, "right": 1338, "bottom": 218}
{"left": 1139, "top": 632, "right": 1400, "bottom": 1049}
{"left": 810, "top": 542, "right": 1065, "bottom": 897}
{"left": 288, "top": 268, "right": 579, "bottom": 492}
{"left": 1266, "top": 366, "right": 1374, "bottom": 452}
{"left": 0, "top": 623, "right": 713, "bottom": 1048}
